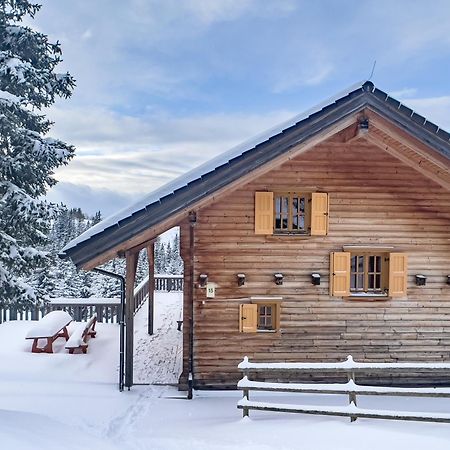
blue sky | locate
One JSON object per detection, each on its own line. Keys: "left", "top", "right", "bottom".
{"left": 33, "top": 0, "right": 450, "bottom": 215}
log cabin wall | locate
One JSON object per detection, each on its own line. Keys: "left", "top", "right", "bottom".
{"left": 183, "top": 138, "right": 450, "bottom": 388}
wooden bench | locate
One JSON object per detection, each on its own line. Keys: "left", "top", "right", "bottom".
{"left": 25, "top": 310, "right": 73, "bottom": 353}
{"left": 65, "top": 314, "right": 97, "bottom": 354}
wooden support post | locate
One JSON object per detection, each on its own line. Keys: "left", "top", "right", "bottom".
{"left": 147, "top": 243, "right": 155, "bottom": 335}
{"left": 243, "top": 388, "right": 249, "bottom": 418}
{"left": 348, "top": 370, "right": 357, "bottom": 422}
{"left": 125, "top": 250, "right": 138, "bottom": 389}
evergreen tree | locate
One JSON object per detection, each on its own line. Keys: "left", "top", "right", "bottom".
{"left": 0, "top": 1, "right": 75, "bottom": 308}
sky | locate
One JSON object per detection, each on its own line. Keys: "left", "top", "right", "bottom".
{"left": 30, "top": 0, "right": 450, "bottom": 216}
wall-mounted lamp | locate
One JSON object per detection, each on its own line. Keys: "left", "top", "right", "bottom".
{"left": 311, "top": 273, "right": 321, "bottom": 286}
{"left": 237, "top": 273, "right": 246, "bottom": 287}
{"left": 358, "top": 118, "right": 369, "bottom": 134}
{"left": 199, "top": 273, "right": 208, "bottom": 287}
{"left": 415, "top": 274, "right": 427, "bottom": 286}
{"left": 274, "top": 273, "right": 284, "bottom": 285}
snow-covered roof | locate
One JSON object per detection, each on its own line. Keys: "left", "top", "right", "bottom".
{"left": 62, "top": 80, "right": 366, "bottom": 254}
{"left": 61, "top": 80, "right": 450, "bottom": 267}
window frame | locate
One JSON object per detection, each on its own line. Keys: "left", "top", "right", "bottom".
{"left": 350, "top": 253, "right": 388, "bottom": 296}
{"left": 273, "top": 192, "right": 311, "bottom": 235}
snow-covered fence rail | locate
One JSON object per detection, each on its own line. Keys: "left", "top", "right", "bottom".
{"left": 237, "top": 356, "right": 450, "bottom": 423}
{"left": 154, "top": 274, "right": 183, "bottom": 292}
{"left": 0, "top": 298, "right": 121, "bottom": 324}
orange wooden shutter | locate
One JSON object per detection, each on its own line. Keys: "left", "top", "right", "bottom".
{"left": 389, "top": 253, "right": 408, "bottom": 297}
{"left": 239, "top": 304, "right": 258, "bottom": 333}
{"left": 311, "top": 193, "right": 329, "bottom": 236}
{"left": 330, "top": 252, "right": 350, "bottom": 296}
{"left": 255, "top": 192, "right": 274, "bottom": 235}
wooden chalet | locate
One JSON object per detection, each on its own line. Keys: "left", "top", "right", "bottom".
{"left": 61, "top": 81, "right": 450, "bottom": 390}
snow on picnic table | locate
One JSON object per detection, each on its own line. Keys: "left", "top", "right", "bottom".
{"left": 1, "top": 293, "right": 450, "bottom": 449}
{"left": 25, "top": 310, "right": 72, "bottom": 339}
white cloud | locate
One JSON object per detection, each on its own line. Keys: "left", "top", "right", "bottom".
{"left": 48, "top": 106, "right": 296, "bottom": 199}
{"left": 388, "top": 88, "right": 418, "bottom": 99}
{"left": 46, "top": 182, "right": 134, "bottom": 217}
{"left": 403, "top": 96, "right": 450, "bottom": 131}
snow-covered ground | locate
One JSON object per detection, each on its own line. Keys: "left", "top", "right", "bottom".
{"left": 133, "top": 291, "right": 183, "bottom": 383}
{"left": 1, "top": 293, "right": 450, "bottom": 449}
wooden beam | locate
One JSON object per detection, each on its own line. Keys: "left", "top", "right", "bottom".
{"left": 125, "top": 250, "right": 138, "bottom": 389}
{"left": 147, "top": 243, "right": 155, "bottom": 336}
{"left": 366, "top": 110, "right": 450, "bottom": 172}
{"left": 81, "top": 114, "right": 359, "bottom": 270}
{"left": 366, "top": 134, "right": 450, "bottom": 191}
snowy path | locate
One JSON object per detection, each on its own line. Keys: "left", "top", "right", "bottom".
{"left": 133, "top": 291, "right": 183, "bottom": 384}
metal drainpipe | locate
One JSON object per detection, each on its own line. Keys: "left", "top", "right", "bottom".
{"left": 92, "top": 267, "right": 126, "bottom": 392}
{"left": 188, "top": 211, "right": 196, "bottom": 399}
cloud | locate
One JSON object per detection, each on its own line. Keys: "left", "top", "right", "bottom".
{"left": 46, "top": 182, "right": 134, "bottom": 217}
{"left": 48, "top": 105, "right": 296, "bottom": 199}
{"left": 388, "top": 88, "right": 418, "bottom": 99}
{"left": 402, "top": 96, "right": 450, "bottom": 131}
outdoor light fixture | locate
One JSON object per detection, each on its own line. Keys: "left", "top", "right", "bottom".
{"left": 237, "top": 273, "right": 246, "bottom": 287}
{"left": 415, "top": 274, "right": 427, "bottom": 286}
{"left": 311, "top": 273, "right": 321, "bottom": 286}
{"left": 358, "top": 118, "right": 369, "bottom": 134}
{"left": 274, "top": 273, "right": 284, "bottom": 285}
{"left": 199, "top": 273, "right": 208, "bottom": 287}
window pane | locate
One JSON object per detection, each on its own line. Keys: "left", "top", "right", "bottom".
{"left": 299, "top": 197, "right": 305, "bottom": 212}
{"left": 275, "top": 218, "right": 281, "bottom": 228}
{"left": 282, "top": 197, "right": 288, "bottom": 213}
{"left": 292, "top": 197, "right": 298, "bottom": 214}
{"left": 358, "top": 256, "right": 364, "bottom": 272}
{"left": 369, "top": 256, "right": 375, "bottom": 273}
{"left": 282, "top": 218, "right": 288, "bottom": 229}
{"left": 351, "top": 256, "right": 357, "bottom": 272}
{"left": 298, "top": 215, "right": 305, "bottom": 230}
{"left": 293, "top": 215, "right": 298, "bottom": 229}
{"left": 375, "top": 274, "right": 381, "bottom": 290}
{"left": 376, "top": 256, "right": 381, "bottom": 272}
{"left": 368, "top": 274, "right": 374, "bottom": 290}
{"left": 275, "top": 197, "right": 281, "bottom": 214}
{"left": 357, "top": 274, "right": 364, "bottom": 290}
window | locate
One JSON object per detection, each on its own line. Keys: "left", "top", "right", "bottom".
{"left": 274, "top": 193, "right": 309, "bottom": 233}
{"left": 350, "top": 254, "right": 385, "bottom": 294}
{"left": 258, "top": 304, "right": 275, "bottom": 330}
{"left": 330, "top": 251, "right": 407, "bottom": 298}
{"left": 239, "top": 300, "right": 280, "bottom": 333}
{"left": 254, "top": 192, "right": 329, "bottom": 236}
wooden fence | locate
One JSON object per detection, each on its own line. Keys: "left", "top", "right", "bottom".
{"left": 154, "top": 274, "right": 183, "bottom": 292}
{"left": 0, "top": 274, "right": 183, "bottom": 324}
{"left": 237, "top": 356, "right": 450, "bottom": 423}
{"left": 0, "top": 298, "right": 122, "bottom": 324}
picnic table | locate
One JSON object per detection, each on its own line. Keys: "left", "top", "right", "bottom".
{"left": 25, "top": 311, "right": 73, "bottom": 353}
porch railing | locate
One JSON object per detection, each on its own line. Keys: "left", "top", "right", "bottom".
{"left": 0, "top": 274, "right": 184, "bottom": 324}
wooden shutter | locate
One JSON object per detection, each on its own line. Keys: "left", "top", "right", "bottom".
{"left": 239, "top": 304, "right": 258, "bottom": 333}
{"left": 255, "top": 192, "right": 274, "bottom": 235}
{"left": 330, "top": 252, "right": 350, "bottom": 296}
{"left": 389, "top": 253, "right": 408, "bottom": 297}
{"left": 311, "top": 193, "right": 329, "bottom": 236}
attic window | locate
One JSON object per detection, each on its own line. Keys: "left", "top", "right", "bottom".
{"left": 274, "top": 193, "right": 310, "bottom": 234}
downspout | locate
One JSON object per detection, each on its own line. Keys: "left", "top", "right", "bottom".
{"left": 188, "top": 211, "right": 197, "bottom": 399}
{"left": 92, "top": 267, "right": 126, "bottom": 392}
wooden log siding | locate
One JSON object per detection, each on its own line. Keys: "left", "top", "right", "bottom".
{"left": 184, "top": 138, "right": 450, "bottom": 388}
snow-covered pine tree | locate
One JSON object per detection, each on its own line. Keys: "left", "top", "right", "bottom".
{"left": 0, "top": 1, "right": 75, "bottom": 308}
